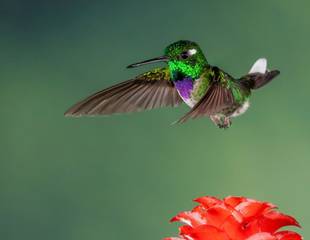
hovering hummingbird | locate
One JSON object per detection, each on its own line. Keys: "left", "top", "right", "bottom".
{"left": 65, "top": 40, "right": 279, "bottom": 128}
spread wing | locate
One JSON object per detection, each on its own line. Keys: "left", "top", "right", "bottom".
{"left": 65, "top": 67, "right": 183, "bottom": 116}
{"left": 176, "top": 66, "right": 250, "bottom": 124}
{"left": 176, "top": 83, "right": 236, "bottom": 123}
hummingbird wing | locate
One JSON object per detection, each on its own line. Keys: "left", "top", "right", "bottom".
{"left": 176, "top": 83, "right": 236, "bottom": 123}
{"left": 64, "top": 67, "right": 182, "bottom": 116}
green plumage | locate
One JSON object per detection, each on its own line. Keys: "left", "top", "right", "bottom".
{"left": 165, "top": 40, "right": 208, "bottom": 80}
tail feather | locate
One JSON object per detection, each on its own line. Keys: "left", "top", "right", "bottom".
{"left": 252, "top": 70, "right": 280, "bottom": 89}
{"left": 240, "top": 58, "right": 280, "bottom": 89}
{"left": 249, "top": 58, "right": 267, "bottom": 74}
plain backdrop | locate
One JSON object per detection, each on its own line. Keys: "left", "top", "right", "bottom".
{"left": 0, "top": 1, "right": 308, "bottom": 240}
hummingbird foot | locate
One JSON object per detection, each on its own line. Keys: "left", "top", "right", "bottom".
{"left": 210, "top": 115, "right": 232, "bottom": 129}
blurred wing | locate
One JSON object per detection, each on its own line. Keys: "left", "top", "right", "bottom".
{"left": 65, "top": 67, "right": 182, "bottom": 116}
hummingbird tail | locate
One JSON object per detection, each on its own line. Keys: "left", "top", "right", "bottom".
{"left": 239, "top": 58, "right": 280, "bottom": 90}
{"left": 249, "top": 58, "right": 267, "bottom": 74}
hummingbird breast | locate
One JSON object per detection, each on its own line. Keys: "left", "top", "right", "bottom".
{"left": 174, "top": 77, "right": 198, "bottom": 108}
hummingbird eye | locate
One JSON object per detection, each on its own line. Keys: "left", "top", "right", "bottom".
{"left": 179, "top": 49, "right": 197, "bottom": 60}
{"left": 180, "top": 51, "right": 189, "bottom": 59}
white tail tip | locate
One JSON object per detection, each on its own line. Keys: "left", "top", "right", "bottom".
{"left": 249, "top": 58, "right": 267, "bottom": 74}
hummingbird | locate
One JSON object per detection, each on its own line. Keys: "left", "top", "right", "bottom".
{"left": 65, "top": 40, "right": 280, "bottom": 128}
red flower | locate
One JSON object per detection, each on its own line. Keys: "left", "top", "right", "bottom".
{"left": 165, "top": 196, "right": 302, "bottom": 240}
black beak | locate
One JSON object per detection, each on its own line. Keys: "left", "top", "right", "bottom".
{"left": 127, "top": 56, "right": 169, "bottom": 68}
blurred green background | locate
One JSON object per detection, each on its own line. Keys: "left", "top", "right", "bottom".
{"left": 0, "top": 0, "right": 309, "bottom": 239}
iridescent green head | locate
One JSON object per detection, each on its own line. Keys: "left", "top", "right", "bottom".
{"left": 164, "top": 40, "right": 208, "bottom": 80}
{"left": 127, "top": 40, "right": 208, "bottom": 80}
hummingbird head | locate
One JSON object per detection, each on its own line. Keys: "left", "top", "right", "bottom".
{"left": 164, "top": 40, "right": 208, "bottom": 80}
{"left": 127, "top": 40, "right": 208, "bottom": 80}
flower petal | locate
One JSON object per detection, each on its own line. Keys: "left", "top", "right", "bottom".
{"left": 192, "top": 202, "right": 244, "bottom": 229}
{"left": 171, "top": 211, "right": 207, "bottom": 227}
{"left": 246, "top": 232, "right": 277, "bottom": 240}
{"left": 221, "top": 215, "right": 245, "bottom": 240}
{"left": 179, "top": 225, "right": 194, "bottom": 236}
{"left": 187, "top": 225, "right": 230, "bottom": 240}
{"left": 224, "top": 196, "right": 276, "bottom": 211}
{"left": 224, "top": 196, "right": 247, "bottom": 208}
{"left": 236, "top": 201, "right": 273, "bottom": 219}
{"left": 274, "top": 231, "right": 303, "bottom": 240}
{"left": 259, "top": 210, "right": 301, "bottom": 233}
{"left": 204, "top": 205, "right": 232, "bottom": 228}
{"left": 194, "top": 196, "right": 222, "bottom": 209}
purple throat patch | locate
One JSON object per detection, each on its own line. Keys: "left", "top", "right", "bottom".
{"left": 174, "top": 78, "right": 193, "bottom": 100}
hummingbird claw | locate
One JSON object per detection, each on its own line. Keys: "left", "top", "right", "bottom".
{"left": 210, "top": 115, "right": 231, "bottom": 129}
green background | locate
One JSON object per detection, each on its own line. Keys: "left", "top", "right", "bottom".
{"left": 0, "top": 0, "right": 308, "bottom": 239}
